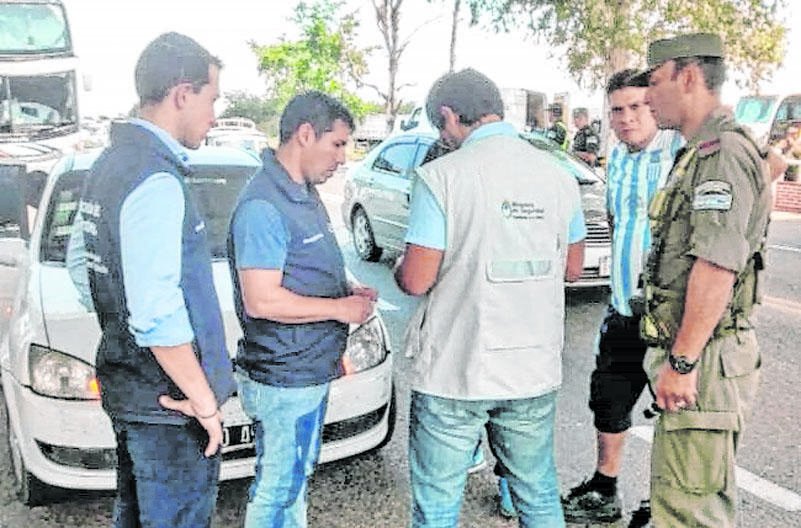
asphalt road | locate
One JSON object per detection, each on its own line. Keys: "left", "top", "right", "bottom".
{"left": 0, "top": 172, "right": 799, "bottom": 527}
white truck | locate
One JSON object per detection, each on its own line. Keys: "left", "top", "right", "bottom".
{"left": 353, "top": 113, "right": 391, "bottom": 151}
{"left": 0, "top": 0, "right": 87, "bottom": 207}
{"left": 397, "top": 88, "right": 548, "bottom": 134}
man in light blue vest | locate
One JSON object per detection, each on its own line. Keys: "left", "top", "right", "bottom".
{"left": 395, "top": 68, "right": 586, "bottom": 527}
{"left": 68, "top": 33, "right": 234, "bottom": 527}
{"left": 228, "top": 91, "right": 377, "bottom": 527}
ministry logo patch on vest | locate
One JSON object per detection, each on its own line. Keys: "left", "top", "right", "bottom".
{"left": 692, "top": 180, "right": 733, "bottom": 211}
{"left": 501, "top": 200, "right": 545, "bottom": 220}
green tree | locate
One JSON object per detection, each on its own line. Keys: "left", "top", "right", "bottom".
{"left": 220, "top": 91, "right": 280, "bottom": 133}
{"left": 466, "top": 0, "right": 787, "bottom": 90}
{"left": 250, "top": 0, "right": 381, "bottom": 120}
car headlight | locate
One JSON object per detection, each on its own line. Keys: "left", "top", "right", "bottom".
{"left": 342, "top": 316, "right": 388, "bottom": 375}
{"left": 28, "top": 344, "right": 101, "bottom": 400}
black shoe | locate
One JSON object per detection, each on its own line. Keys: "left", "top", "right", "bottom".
{"left": 561, "top": 478, "right": 623, "bottom": 523}
{"left": 627, "top": 499, "right": 651, "bottom": 528}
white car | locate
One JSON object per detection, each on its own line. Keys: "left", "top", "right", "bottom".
{"left": 0, "top": 146, "right": 395, "bottom": 505}
{"left": 341, "top": 131, "right": 611, "bottom": 287}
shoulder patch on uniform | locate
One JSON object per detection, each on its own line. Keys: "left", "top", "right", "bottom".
{"left": 697, "top": 138, "right": 721, "bottom": 157}
{"left": 692, "top": 180, "right": 732, "bottom": 211}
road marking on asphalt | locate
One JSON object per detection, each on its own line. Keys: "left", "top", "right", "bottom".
{"left": 762, "top": 295, "right": 801, "bottom": 316}
{"left": 630, "top": 425, "right": 801, "bottom": 512}
{"left": 768, "top": 244, "right": 801, "bottom": 254}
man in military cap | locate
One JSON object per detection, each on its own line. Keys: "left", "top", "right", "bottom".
{"left": 546, "top": 103, "right": 569, "bottom": 150}
{"left": 631, "top": 33, "right": 771, "bottom": 527}
{"left": 571, "top": 107, "right": 601, "bottom": 166}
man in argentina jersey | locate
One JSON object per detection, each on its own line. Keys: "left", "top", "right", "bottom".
{"left": 561, "top": 69, "right": 683, "bottom": 526}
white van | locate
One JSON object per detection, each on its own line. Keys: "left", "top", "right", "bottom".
{"left": 735, "top": 93, "right": 801, "bottom": 146}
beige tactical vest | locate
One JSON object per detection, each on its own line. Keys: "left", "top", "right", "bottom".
{"left": 404, "top": 133, "right": 582, "bottom": 400}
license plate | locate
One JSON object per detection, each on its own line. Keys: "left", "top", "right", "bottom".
{"left": 222, "top": 423, "right": 255, "bottom": 450}
{"left": 598, "top": 255, "right": 611, "bottom": 277}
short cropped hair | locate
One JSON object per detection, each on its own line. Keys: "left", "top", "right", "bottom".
{"left": 605, "top": 68, "right": 643, "bottom": 95}
{"left": 279, "top": 91, "right": 355, "bottom": 145}
{"left": 135, "top": 32, "right": 222, "bottom": 106}
{"left": 672, "top": 56, "right": 726, "bottom": 91}
{"left": 425, "top": 68, "right": 504, "bottom": 130}
{"left": 573, "top": 107, "right": 589, "bottom": 119}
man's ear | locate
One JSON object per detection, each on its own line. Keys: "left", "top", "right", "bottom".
{"left": 440, "top": 106, "right": 458, "bottom": 127}
{"left": 171, "top": 83, "right": 193, "bottom": 110}
{"left": 296, "top": 122, "right": 316, "bottom": 147}
{"left": 678, "top": 63, "right": 699, "bottom": 93}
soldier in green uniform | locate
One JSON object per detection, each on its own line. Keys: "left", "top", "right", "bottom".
{"left": 630, "top": 33, "right": 771, "bottom": 527}
{"left": 546, "top": 103, "right": 569, "bottom": 150}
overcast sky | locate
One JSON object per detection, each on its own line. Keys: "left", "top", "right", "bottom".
{"left": 62, "top": 0, "right": 799, "bottom": 117}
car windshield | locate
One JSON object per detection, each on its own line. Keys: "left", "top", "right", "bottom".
{"left": 735, "top": 96, "right": 778, "bottom": 125}
{"left": 0, "top": 2, "right": 70, "bottom": 54}
{"left": 0, "top": 72, "right": 78, "bottom": 134}
{"left": 520, "top": 133, "right": 602, "bottom": 185}
{"left": 40, "top": 163, "right": 256, "bottom": 264}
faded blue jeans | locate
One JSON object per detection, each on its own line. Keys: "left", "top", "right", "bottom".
{"left": 237, "top": 373, "right": 329, "bottom": 528}
{"left": 409, "top": 390, "right": 565, "bottom": 528}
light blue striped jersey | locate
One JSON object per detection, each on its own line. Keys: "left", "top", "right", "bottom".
{"left": 606, "top": 130, "right": 684, "bottom": 316}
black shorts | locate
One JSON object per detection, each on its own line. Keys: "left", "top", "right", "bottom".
{"left": 588, "top": 306, "right": 649, "bottom": 433}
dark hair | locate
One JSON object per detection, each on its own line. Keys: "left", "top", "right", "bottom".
{"left": 672, "top": 56, "right": 726, "bottom": 91}
{"left": 279, "top": 91, "right": 355, "bottom": 144}
{"left": 606, "top": 68, "right": 643, "bottom": 95}
{"left": 425, "top": 68, "right": 504, "bottom": 130}
{"left": 135, "top": 32, "right": 222, "bottom": 106}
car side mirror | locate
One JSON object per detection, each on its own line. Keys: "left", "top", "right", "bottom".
{"left": 399, "top": 119, "right": 409, "bottom": 131}
{"left": 0, "top": 164, "right": 30, "bottom": 241}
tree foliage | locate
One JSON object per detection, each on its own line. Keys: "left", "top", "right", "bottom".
{"left": 220, "top": 91, "right": 280, "bottom": 132}
{"left": 250, "top": 0, "right": 381, "bottom": 119}
{"left": 466, "top": 0, "right": 788, "bottom": 91}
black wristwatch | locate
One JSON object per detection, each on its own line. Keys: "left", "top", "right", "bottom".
{"left": 668, "top": 353, "right": 699, "bottom": 374}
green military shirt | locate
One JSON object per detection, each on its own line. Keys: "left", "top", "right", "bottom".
{"left": 649, "top": 108, "right": 770, "bottom": 295}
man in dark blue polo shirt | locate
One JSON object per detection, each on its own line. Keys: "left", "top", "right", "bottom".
{"left": 228, "top": 91, "right": 377, "bottom": 527}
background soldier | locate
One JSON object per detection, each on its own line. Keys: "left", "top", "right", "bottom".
{"left": 632, "top": 33, "right": 771, "bottom": 527}
{"left": 546, "top": 102, "right": 569, "bottom": 150}
{"left": 571, "top": 107, "right": 601, "bottom": 166}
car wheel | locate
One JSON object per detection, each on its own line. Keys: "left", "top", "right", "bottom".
{"left": 371, "top": 385, "right": 396, "bottom": 452}
{"left": 4, "top": 401, "right": 50, "bottom": 506}
{"left": 351, "top": 208, "right": 382, "bottom": 262}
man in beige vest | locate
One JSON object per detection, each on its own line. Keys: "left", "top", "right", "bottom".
{"left": 394, "top": 68, "right": 585, "bottom": 527}
{"left": 630, "top": 33, "right": 771, "bottom": 527}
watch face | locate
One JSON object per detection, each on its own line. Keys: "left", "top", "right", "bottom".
{"left": 669, "top": 354, "right": 697, "bottom": 374}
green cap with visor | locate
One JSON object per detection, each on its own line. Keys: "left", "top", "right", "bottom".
{"left": 628, "top": 32, "right": 724, "bottom": 86}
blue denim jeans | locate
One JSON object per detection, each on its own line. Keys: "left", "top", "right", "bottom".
{"left": 112, "top": 419, "right": 221, "bottom": 528}
{"left": 409, "top": 390, "right": 565, "bottom": 528}
{"left": 237, "top": 373, "right": 329, "bottom": 528}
